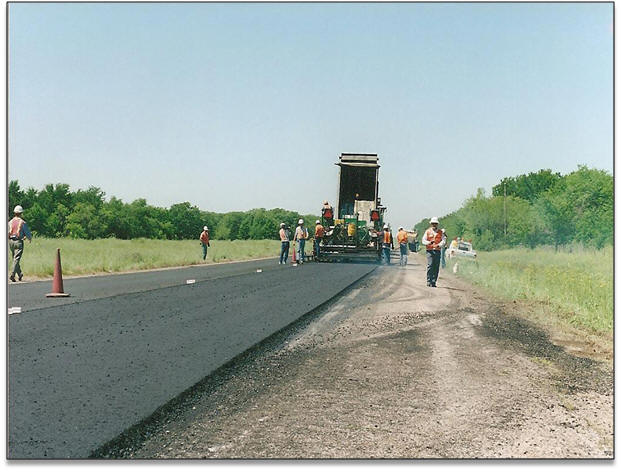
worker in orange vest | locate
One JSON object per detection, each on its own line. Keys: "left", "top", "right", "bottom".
{"left": 397, "top": 226, "right": 409, "bottom": 266}
{"left": 8, "top": 205, "right": 32, "bottom": 282}
{"left": 279, "top": 222, "right": 290, "bottom": 264}
{"left": 380, "top": 223, "right": 394, "bottom": 265}
{"left": 421, "top": 217, "right": 446, "bottom": 287}
{"left": 321, "top": 200, "right": 334, "bottom": 226}
{"left": 294, "top": 219, "right": 309, "bottom": 264}
{"left": 314, "top": 220, "right": 325, "bottom": 259}
{"left": 199, "top": 226, "right": 210, "bottom": 260}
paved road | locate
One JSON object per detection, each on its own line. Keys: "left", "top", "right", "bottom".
{"left": 8, "top": 259, "right": 376, "bottom": 458}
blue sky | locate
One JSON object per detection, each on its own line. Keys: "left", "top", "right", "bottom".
{"left": 8, "top": 2, "right": 613, "bottom": 228}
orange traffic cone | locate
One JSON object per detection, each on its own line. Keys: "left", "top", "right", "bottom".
{"left": 46, "top": 248, "right": 70, "bottom": 298}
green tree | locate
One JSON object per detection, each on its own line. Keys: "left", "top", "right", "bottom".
{"left": 66, "top": 203, "right": 105, "bottom": 239}
{"left": 493, "top": 169, "right": 562, "bottom": 203}
{"left": 8, "top": 180, "right": 25, "bottom": 217}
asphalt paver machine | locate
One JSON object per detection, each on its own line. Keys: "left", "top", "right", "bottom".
{"left": 317, "top": 153, "right": 387, "bottom": 262}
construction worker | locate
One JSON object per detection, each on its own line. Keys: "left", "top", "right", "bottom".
{"left": 294, "top": 219, "right": 308, "bottom": 264}
{"left": 450, "top": 237, "right": 459, "bottom": 249}
{"left": 397, "top": 226, "right": 408, "bottom": 266}
{"left": 8, "top": 205, "right": 32, "bottom": 282}
{"left": 422, "top": 217, "right": 446, "bottom": 287}
{"left": 381, "top": 223, "right": 393, "bottom": 265}
{"left": 322, "top": 200, "right": 334, "bottom": 226}
{"left": 440, "top": 229, "right": 447, "bottom": 269}
{"left": 279, "top": 222, "right": 290, "bottom": 264}
{"left": 199, "top": 226, "right": 210, "bottom": 260}
{"left": 314, "top": 219, "right": 325, "bottom": 259}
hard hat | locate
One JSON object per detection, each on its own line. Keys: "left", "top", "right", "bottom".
{"left": 280, "top": 222, "right": 285, "bottom": 227}
{"left": 323, "top": 200, "right": 328, "bottom": 204}
{"left": 298, "top": 219, "right": 304, "bottom": 224}
{"left": 398, "top": 226, "right": 404, "bottom": 230}
{"left": 316, "top": 220, "right": 320, "bottom": 224}
{"left": 441, "top": 228, "right": 446, "bottom": 233}
{"left": 383, "top": 223, "right": 389, "bottom": 229}
{"left": 430, "top": 217, "right": 439, "bottom": 224}
{"left": 13, "top": 205, "right": 23, "bottom": 214}
{"left": 203, "top": 226, "right": 208, "bottom": 231}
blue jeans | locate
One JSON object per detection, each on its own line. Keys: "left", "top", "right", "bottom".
{"left": 399, "top": 243, "right": 408, "bottom": 265}
{"left": 314, "top": 239, "right": 321, "bottom": 258}
{"left": 426, "top": 250, "right": 441, "bottom": 285}
{"left": 280, "top": 241, "right": 289, "bottom": 264}
{"left": 441, "top": 247, "right": 446, "bottom": 268}
{"left": 382, "top": 244, "right": 391, "bottom": 265}
{"left": 297, "top": 239, "right": 305, "bottom": 263}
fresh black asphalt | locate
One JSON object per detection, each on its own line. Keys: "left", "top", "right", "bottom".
{"left": 8, "top": 260, "right": 376, "bottom": 458}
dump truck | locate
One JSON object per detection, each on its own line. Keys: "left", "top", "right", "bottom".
{"left": 316, "top": 153, "right": 387, "bottom": 262}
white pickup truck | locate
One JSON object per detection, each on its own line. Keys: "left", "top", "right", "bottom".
{"left": 446, "top": 240, "right": 477, "bottom": 259}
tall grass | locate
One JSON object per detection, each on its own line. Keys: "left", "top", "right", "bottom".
{"left": 453, "top": 246, "right": 613, "bottom": 334}
{"left": 10, "top": 238, "right": 281, "bottom": 278}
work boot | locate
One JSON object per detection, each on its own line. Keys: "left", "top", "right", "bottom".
{"left": 9, "top": 275, "right": 15, "bottom": 282}
{"left": 18, "top": 274, "right": 23, "bottom": 281}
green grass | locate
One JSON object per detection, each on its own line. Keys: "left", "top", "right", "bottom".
{"left": 452, "top": 246, "right": 613, "bottom": 334}
{"left": 10, "top": 238, "right": 283, "bottom": 278}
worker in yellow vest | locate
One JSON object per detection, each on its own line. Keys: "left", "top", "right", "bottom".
{"left": 421, "top": 217, "right": 446, "bottom": 287}
{"left": 8, "top": 205, "right": 32, "bottom": 282}
{"left": 397, "top": 226, "right": 409, "bottom": 266}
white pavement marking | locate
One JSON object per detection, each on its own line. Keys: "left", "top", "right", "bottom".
{"left": 8, "top": 307, "right": 22, "bottom": 315}
{"left": 186, "top": 279, "right": 196, "bottom": 284}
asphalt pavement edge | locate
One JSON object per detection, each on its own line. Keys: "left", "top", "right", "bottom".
{"left": 90, "top": 263, "right": 378, "bottom": 458}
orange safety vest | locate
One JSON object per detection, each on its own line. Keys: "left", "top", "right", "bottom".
{"left": 8, "top": 217, "right": 24, "bottom": 239}
{"left": 425, "top": 228, "right": 443, "bottom": 250}
{"left": 200, "top": 231, "right": 209, "bottom": 244}
{"left": 383, "top": 230, "right": 392, "bottom": 244}
{"left": 397, "top": 230, "right": 408, "bottom": 244}
{"left": 315, "top": 224, "right": 325, "bottom": 238}
{"left": 296, "top": 226, "right": 308, "bottom": 240}
{"left": 322, "top": 207, "right": 333, "bottom": 219}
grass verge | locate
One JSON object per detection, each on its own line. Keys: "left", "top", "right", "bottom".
{"left": 10, "top": 238, "right": 282, "bottom": 278}
{"left": 446, "top": 246, "right": 612, "bottom": 351}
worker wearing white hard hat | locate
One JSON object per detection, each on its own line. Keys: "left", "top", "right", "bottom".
{"left": 321, "top": 200, "right": 334, "bottom": 225}
{"left": 8, "top": 204, "right": 32, "bottom": 282}
{"left": 314, "top": 219, "right": 325, "bottom": 260}
{"left": 279, "top": 222, "right": 290, "bottom": 264}
{"left": 422, "top": 217, "right": 446, "bottom": 287}
{"left": 199, "top": 225, "right": 210, "bottom": 260}
{"left": 294, "top": 219, "right": 308, "bottom": 264}
{"left": 380, "top": 223, "right": 393, "bottom": 265}
{"left": 397, "top": 226, "right": 408, "bottom": 266}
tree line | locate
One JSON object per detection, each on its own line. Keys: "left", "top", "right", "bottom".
{"left": 414, "top": 166, "right": 613, "bottom": 250}
{"left": 8, "top": 181, "right": 319, "bottom": 240}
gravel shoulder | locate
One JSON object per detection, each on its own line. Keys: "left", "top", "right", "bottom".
{"left": 98, "top": 256, "right": 613, "bottom": 459}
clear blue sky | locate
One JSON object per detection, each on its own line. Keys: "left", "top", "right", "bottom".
{"left": 8, "top": 2, "right": 613, "bottom": 228}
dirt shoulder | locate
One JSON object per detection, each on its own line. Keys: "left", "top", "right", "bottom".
{"left": 99, "top": 256, "right": 613, "bottom": 459}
